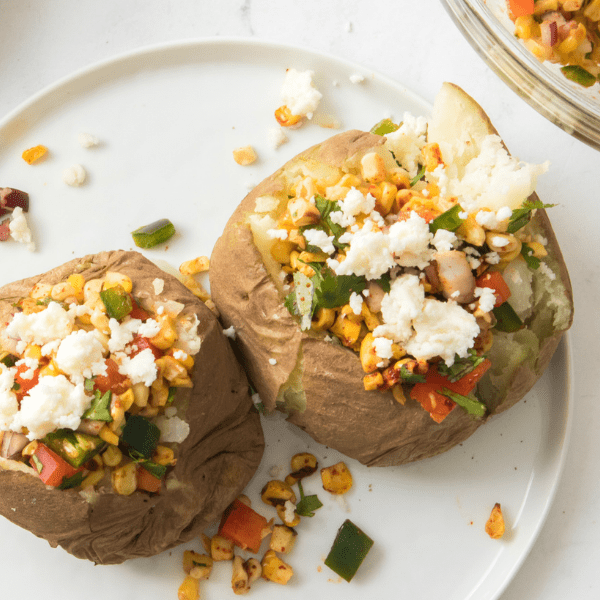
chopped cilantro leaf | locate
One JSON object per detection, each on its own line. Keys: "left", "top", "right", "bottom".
{"left": 440, "top": 388, "right": 487, "bottom": 418}
{"left": 437, "top": 350, "right": 486, "bottom": 382}
{"left": 507, "top": 200, "right": 555, "bottom": 234}
{"left": 410, "top": 164, "right": 426, "bottom": 187}
{"left": 82, "top": 389, "right": 112, "bottom": 422}
{"left": 520, "top": 243, "right": 541, "bottom": 270}
{"left": 310, "top": 263, "right": 366, "bottom": 310}
{"left": 295, "top": 480, "right": 323, "bottom": 517}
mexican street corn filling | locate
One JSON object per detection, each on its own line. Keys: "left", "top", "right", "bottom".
{"left": 252, "top": 116, "right": 553, "bottom": 423}
{"left": 509, "top": 0, "right": 600, "bottom": 87}
{"left": 0, "top": 270, "right": 201, "bottom": 494}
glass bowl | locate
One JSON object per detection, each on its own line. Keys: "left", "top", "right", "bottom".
{"left": 440, "top": 0, "right": 600, "bottom": 150}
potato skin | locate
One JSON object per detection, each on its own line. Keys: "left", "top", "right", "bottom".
{"left": 210, "top": 87, "right": 573, "bottom": 467}
{"left": 0, "top": 250, "right": 264, "bottom": 564}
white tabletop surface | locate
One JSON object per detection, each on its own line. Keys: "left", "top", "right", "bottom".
{"left": 0, "top": 1, "right": 597, "bottom": 598}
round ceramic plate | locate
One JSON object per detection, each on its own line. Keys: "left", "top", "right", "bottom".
{"left": 0, "top": 39, "right": 573, "bottom": 600}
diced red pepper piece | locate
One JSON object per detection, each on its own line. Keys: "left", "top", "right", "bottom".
{"left": 127, "top": 335, "right": 162, "bottom": 360}
{"left": 410, "top": 359, "right": 492, "bottom": 423}
{"left": 93, "top": 358, "right": 129, "bottom": 395}
{"left": 136, "top": 465, "right": 162, "bottom": 493}
{"left": 128, "top": 295, "right": 151, "bottom": 321}
{"left": 476, "top": 271, "right": 511, "bottom": 308}
{"left": 218, "top": 498, "right": 269, "bottom": 554}
{"left": 30, "top": 443, "right": 83, "bottom": 487}
{"left": 14, "top": 364, "right": 40, "bottom": 401}
{"left": 508, "top": 0, "right": 534, "bottom": 19}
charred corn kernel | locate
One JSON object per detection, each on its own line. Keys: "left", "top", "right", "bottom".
{"left": 153, "top": 445, "right": 176, "bottom": 466}
{"left": 287, "top": 228, "right": 306, "bottom": 249}
{"left": 311, "top": 307, "right": 336, "bottom": 332}
{"left": 270, "top": 238, "right": 296, "bottom": 264}
{"left": 485, "top": 503, "right": 506, "bottom": 539}
{"left": 112, "top": 462, "right": 137, "bottom": 495}
{"left": 156, "top": 355, "right": 192, "bottom": 387}
{"left": 22, "top": 144, "right": 48, "bottom": 164}
{"left": 486, "top": 232, "right": 521, "bottom": 254}
{"left": 99, "top": 425, "right": 120, "bottom": 446}
{"left": 90, "top": 310, "right": 110, "bottom": 335}
{"left": 261, "top": 550, "right": 293, "bottom": 585}
{"left": 233, "top": 145, "right": 258, "bottom": 166}
{"left": 321, "top": 462, "right": 353, "bottom": 495}
{"left": 19, "top": 298, "right": 46, "bottom": 315}
{"left": 337, "top": 173, "right": 362, "bottom": 188}
{"left": 288, "top": 198, "right": 321, "bottom": 227}
{"left": 457, "top": 214, "right": 486, "bottom": 246}
{"left": 81, "top": 467, "right": 105, "bottom": 488}
{"left": 422, "top": 142, "right": 444, "bottom": 171}
{"left": 21, "top": 440, "right": 39, "bottom": 456}
{"left": 150, "top": 378, "right": 170, "bottom": 407}
{"left": 117, "top": 388, "right": 135, "bottom": 412}
{"left": 178, "top": 575, "right": 199, "bottom": 600}
{"left": 181, "top": 275, "right": 211, "bottom": 302}
{"left": 375, "top": 181, "right": 397, "bottom": 216}
{"left": 183, "top": 550, "right": 213, "bottom": 579}
{"left": 360, "top": 152, "right": 386, "bottom": 183}
{"left": 232, "top": 555, "right": 250, "bottom": 595}
{"left": 558, "top": 22, "right": 587, "bottom": 54}
{"left": 584, "top": 0, "right": 600, "bottom": 20}
{"left": 51, "top": 282, "right": 77, "bottom": 302}
{"left": 361, "top": 303, "right": 381, "bottom": 331}
{"left": 179, "top": 256, "right": 210, "bottom": 276}
{"left": 23, "top": 344, "right": 42, "bottom": 360}
{"left": 211, "top": 535, "right": 235, "bottom": 561}
{"left": 392, "top": 384, "right": 407, "bottom": 405}
{"left": 150, "top": 315, "right": 178, "bottom": 349}
{"left": 290, "top": 452, "right": 318, "bottom": 477}
{"left": 261, "top": 480, "right": 296, "bottom": 507}
{"left": 534, "top": 0, "right": 558, "bottom": 13}
{"left": 276, "top": 503, "right": 301, "bottom": 527}
{"left": 244, "top": 558, "right": 262, "bottom": 585}
{"left": 166, "top": 348, "right": 195, "bottom": 371}
{"left": 363, "top": 371, "right": 384, "bottom": 390}
{"left": 102, "top": 444, "right": 122, "bottom": 467}
{"left": 391, "top": 343, "right": 407, "bottom": 360}
{"left": 30, "top": 282, "right": 52, "bottom": 299}
{"left": 83, "top": 278, "right": 103, "bottom": 301}
{"left": 330, "top": 314, "right": 362, "bottom": 347}
{"left": 388, "top": 167, "right": 411, "bottom": 188}
{"left": 514, "top": 14, "right": 535, "bottom": 38}
{"left": 269, "top": 524, "right": 298, "bottom": 555}
{"left": 426, "top": 181, "right": 441, "bottom": 198}
{"left": 527, "top": 241, "right": 548, "bottom": 258}
{"left": 103, "top": 271, "right": 133, "bottom": 293}
{"left": 66, "top": 274, "right": 85, "bottom": 301}
{"left": 360, "top": 333, "right": 382, "bottom": 374}
{"left": 274, "top": 104, "right": 302, "bottom": 127}
{"left": 109, "top": 402, "right": 126, "bottom": 432}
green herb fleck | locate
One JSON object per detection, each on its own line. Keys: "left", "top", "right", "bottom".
{"left": 295, "top": 480, "right": 323, "bottom": 517}
{"left": 410, "top": 164, "right": 426, "bottom": 187}
{"left": 429, "top": 204, "right": 465, "bottom": 234}
{"left": 440, "top": 388, "right": 487, "bottom": 418}
{"left": 507, "top": 199, "right": 555, "bottom": 234}
{"left": 82, "top": 389, "right": 113, "bottom": 422}
{"left": 58, "top": 471, "right": 85, "bottom": 490}
{"left": 520, "top": 243, "right": 541, "bottom": 270}
{"left": 437, "top": 350, "right": 486, "bottom": 382}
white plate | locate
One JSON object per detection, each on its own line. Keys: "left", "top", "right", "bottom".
{"left": 0, "top": 39, "right": 573, "bottom": 600}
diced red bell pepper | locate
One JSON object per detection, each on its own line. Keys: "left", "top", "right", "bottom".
{"left": 508, "top": 0, "right": 534, "bottom": 18}
{"left": 14, "top": 364, "right": 40, "bottom": 401}
{"left": 476, "top": 271, "right": 511, "bottom": 308}
{"left": 129, "top": 295, "right": 151, "bottom": 321}
{"left": 218, "top": 498, "right": 269, "bottom": 554}
{"left": 410, "top": 359, "right": 492, "bottom": 423}
{"left": 30, "top": 443, "right": 83, "bottom": 487}
{"left": 136, "top": 465, "right": 162, "bottom": 493}
{"left": 93, "top": 358, "right": 129, "bottom": 395}
{"left": 127, "top": 335, "right": 162, "bottom": 360}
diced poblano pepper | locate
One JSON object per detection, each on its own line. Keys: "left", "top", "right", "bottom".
{"left": 324, "top": 519, "right": 374, "bottom": 582}
{"left": 44, "top": 430, "right": 106, "bottom": 468}
{"left": 100, "top": 285, "right": 132, "bottom": 320}
{"left": 131, "top": 219, "right": 176, "bottom": 249}
{"left": 121, "top": 415, "right": 161, "bottom": 459}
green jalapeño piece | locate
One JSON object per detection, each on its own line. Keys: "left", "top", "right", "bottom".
{"left": 324, "top": 519, "right": 374, "bottom": 582}
{"left": 100, "top": 285, "right": 133, "bottom": 320}
{"left": 131, "top": 218, "right": 176, "bottom": 249}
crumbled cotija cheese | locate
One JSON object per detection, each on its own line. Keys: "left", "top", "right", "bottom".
{"left": 156, "top": 414, "right": 190, "bottom": 443}
{"left": 268, "top": 127, "right": 288, "bottom": 149}
{"left": 384, "top": 114, "right": 428, "bottom": 178}
{"left": 78, "top": 132, "right": 99, "bottom": 148}
{"left": 474, "top": 287, "right": 497, "bottom": 313}
{"left": 152, "top": 278, "right": 165, "bottom": 295}
{"left": 117, "top": 348, "right": 158, "bottom": 386}
{"left": 349, "top": 292, "right": 363, "bottom": 315}
{"left": 373, "top": 336, "right": 393, "bottom": 360}
{"left": 0, "top": 366, "right": 18, "bottom": 430}
{"left": 108, "top": 317, "right": 142, "bottom": 353}
{"left": 303, "top": 228, "right": 335, "bottom": 254}
{"left": 280, "top": 69, "right": 322, "bottom": 119}
{"left": 55, "top": 329, "right": 107, "bottom": 381}
{"left": 404, "top": 299, "right": 480, "bottom": 365}
{"left": 62, "top": 164, "right": 87, "bottom": 186}
{"left": 12, "top": 375, "right": 92, "bottom": 440}
{"left": 6, "top": 301, "right": 73, "bottom": 348}
{"left": 329, "top": 187, "right": 376, "bottom": 228}
{"left": 8, "top": 207, "right": 35, "bottom": 251}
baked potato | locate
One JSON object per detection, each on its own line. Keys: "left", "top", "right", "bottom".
{"left": 210, "top": 83, "right": 573, "bottom": 467}
{"left": 0, "top": 249, "right": 264, "bottom": 563}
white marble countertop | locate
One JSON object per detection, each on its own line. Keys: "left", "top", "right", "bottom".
{"left": 0, "top": 1, "right": 597, "bottom": 598}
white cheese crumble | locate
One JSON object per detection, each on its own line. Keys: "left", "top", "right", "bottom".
{"left": 267, "top": 228, "right": 289, "bottom": 240}
{"left": 78, "top": 133, "right": 99, "bottom": 148}
{"left": 0, "top": 366, "right": 18, "bottom": 430}
{"left": 107, "top": 317, "right": 141, "bottom": 353}
{"left": 349, "top": 292, "right": 363, "bottom": 315}
{"left": 117, "top": 348, "right": 158, "bottom": 386}
{"left": 475, "top": 206, "right": 512, "bottom": 230}
{"left": 55, "top": 329, "right": 107, "bottom": 382}
{"left": 280, "top": 69, "right": 322, "bottom": 119}
{"left": 8, "top": 207, "right": 35, "bottom": 251}
{"left": 6, "top": 301, "right": 73, "bottom": 347}
{"left": 62, "top": 164, "right": 87, "bottom": 186}
{"left": 269, "top": 358, "right": 277, "bottom": 365}
{"left": 404, "top": 299, "right": 480, "bottom": 366}
{"left": 268, "top": 127, "right": 288, "bottom": 149}
{"left": 303, "top": 227, "right": 335, "bottom": 254}
{"left": 432, "top": 228, "right": 457, "bottom": 253}
{"left": 384, "top": 114, "right": 428, "bottom": 178}
{"left": 474, "top": 287, "right": 497, "bottom": 313}
{"left": 137, "top": 318, "right": 161, "bottom": 339}
{"left": 283, "top": 500, "right": 296, "bottom": 523}
{"left": 349, "top": 73, "right": 365, "bottom": 84}
{"left": 329, "top": 187, "right": 376, "bottom": 228}
{"left": 373, "top": 336, "right": 393, "bottom": 360}
{"left": 11, "top": 375, "right": 92, "bottom": 440}
{"left": 223, "top": 325, "right": 236, "bottom": 339}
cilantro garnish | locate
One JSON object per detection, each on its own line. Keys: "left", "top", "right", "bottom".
{"left": 389, "top": 150, "right": 402, "bottom": 168}
{"left": 82, "top": 389, "right": 113, "bottom": 422}
{"left": 310, "top": 263, "right": 366, "bottom": 310}
{"left": 410, "top": 164, "right": 426, "bottom": 187}
{"left": 437, "top": 350, "right": 486, "bottom": 382}
{"left": 507, "top": 200, "right": 556, "bottom": 234}
{"left": 520, "top": 243, "right": 541, "bottom": 270}
{"left": 440, "top": 388, "right": 487, "bottom": 418}
{"left": 295, "top": 480, "right": 323, "bottom": 517}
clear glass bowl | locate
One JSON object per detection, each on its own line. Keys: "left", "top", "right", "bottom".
{"left": 440, "top": 0, "right": 600, "bottom": 151}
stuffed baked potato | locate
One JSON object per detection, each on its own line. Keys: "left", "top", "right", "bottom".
{"left": 0, "top": 250, "right": 264, "bottom": 563}
{"left": 210, "top": 83, "right": 573, "bottom": 467}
